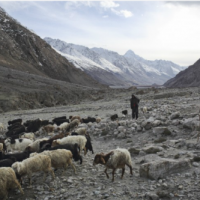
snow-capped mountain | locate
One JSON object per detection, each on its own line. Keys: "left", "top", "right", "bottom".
{"left": 44, "top": 37, "right": 186, "bottom": 86}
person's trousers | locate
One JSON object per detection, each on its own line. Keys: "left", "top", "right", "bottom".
{"left": 132, "top": 107, "right": 138, "bottom": 119}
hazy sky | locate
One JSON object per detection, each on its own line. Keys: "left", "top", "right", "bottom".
{"left": 0, "top": 1, "right": 200, "bottom": 66}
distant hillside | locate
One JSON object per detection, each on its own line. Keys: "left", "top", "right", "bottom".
{"left": 0, "top": 7, "right": 101, "bottom": 87}
{"left": 164, "top": 59, "right": 200, "bottom": 87}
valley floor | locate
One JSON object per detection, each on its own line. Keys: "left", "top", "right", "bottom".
{"left": 1, "top": 86, "right": 200, "bottom": 200}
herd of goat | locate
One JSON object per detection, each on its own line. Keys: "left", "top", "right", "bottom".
{"left": 0, "top": 110, "right": 133, "bottom": 200}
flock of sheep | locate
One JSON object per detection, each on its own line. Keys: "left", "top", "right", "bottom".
{"left": 0, "top": 112, "right": 133, "bottom": 200}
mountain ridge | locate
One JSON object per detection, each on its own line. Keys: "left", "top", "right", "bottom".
{"left": 44, "top": 37, "right": 186, "bottom": 86}
{"left": 164, "top": 58, "right": 200, "bottom": 87}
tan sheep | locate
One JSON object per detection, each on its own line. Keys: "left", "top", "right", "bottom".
{"left": 0, "top": 167, "right": 24, "bottom": 200}
{"left": 0, "top": 143, "right": 3, "bottom": 152}
{"left": 74, "top": 127, "right": 87, "bottom": 136}
{"left": 30, "top": 149, "right": 76, "bottom": 175}
{"left": 12, "top": 154, "right": 55, "bottom": 186}
{"left": 96, "top": 117, "right": 101, "bottom": 123}
{"left": 52, "top": 135, "right": 87, "bottom": 155}
{"left": 40, "top": 125, "right": 55, "bottom": 135}
{"left": 70, "top": 116, "right": 81, "bottom": 122}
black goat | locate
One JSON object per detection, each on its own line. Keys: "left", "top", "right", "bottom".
{"left": 110, "top": 114, "right": 118, "bottom": 121}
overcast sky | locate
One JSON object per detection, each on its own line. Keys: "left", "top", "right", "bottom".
{"left": 0, "top": 1, "right": 199, "bottom": 66}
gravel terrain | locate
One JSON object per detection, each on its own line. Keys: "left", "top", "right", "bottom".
{"left": 1, "top": 86, "right": 200, "bottom": 200}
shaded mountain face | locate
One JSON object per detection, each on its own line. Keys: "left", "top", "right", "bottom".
{"left": 164, "top": 59, "right": 200, "bottom": 87}
{"left": 44, "top": 37, "right": 186, "bottom": 86}
{"left": 0, "top": 8, "right": 101, "bottom": 87}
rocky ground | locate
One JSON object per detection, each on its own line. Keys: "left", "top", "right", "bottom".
{"left": 1, "top": 86, "right": 200, "bottom": 200}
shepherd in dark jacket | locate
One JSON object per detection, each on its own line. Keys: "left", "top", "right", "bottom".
{"left": 130, "top": 94, "right": 140, "bottom": 120}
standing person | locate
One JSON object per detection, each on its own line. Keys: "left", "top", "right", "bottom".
{"left": 130, "top": 94, "right": 140, "bottom": 120}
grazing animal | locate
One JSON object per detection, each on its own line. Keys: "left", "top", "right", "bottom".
{"left": 110, "top": 114, "right": 118, "bottom": 121}
{"left": 0, "top": 139, "right": 6, "bottom": 152}
{"left": 96, "top": 117, "right": 101, "bottom": 123}
{"left": 39, "top": 132, "right": 66, "bottom": 150}
{"left": 25, "top": 138, "right": 48, "bottom": 153}
{"left": 73, "top": 127, "right": 87, "bottom": 136}
{"left": 30, "top": 149, "right": 76, "bottom": 175}
{"left": 57, "top": 122, "right": 70, "bottom": 132}
{"left": 0, "top": 122, "right": 4, "bottom": 133}
{"left": 0, "top": 143, "right": 4, "bottom": 152}
{"left": 24, "top": 119, "right": 42, "bottom": 132}
{"left": 12, "top": 154, "right": 55, "bottom": 186}
{"left": 19, "top": 132, "right": 35, "bottom": 141}
{"left": 85, "top": 135, "right": 94, "bottom": 154}
{"left": 93, "top": 148, "right": 133, "bottom": 182}
{"left": 142, "top": 106, "right": 148, "bottom": 113}
{"left": 8, "top": 119, "right": 22, "bottom": 126}
{"left": 0, "top": 157, "right": 16, "bottom": 167}
{"left": 40, "top": 143, "right": 82, "bottom": 164}
{"left": 4, "top": 138, "right": 32, "bottom": 152}
{"left": 5, "top": 125, "right": 26, "bottom": 137}
{"left": 7, "top": 122, "right": 22, "bottom": 131}
{"left": 81, "top": 117, "right": 96, "bottom": 123}
{"left": 53, "top": 119, "right": 69, "bottom": 126}
{"left": 0, "top": 151, "right": 30, "bottom": 162}
{"left": 69, "top": 116, "right": 81, "bottom": 122}
{"left": 122, "top": 110, "right": 128, "bottom": 116}
{"left": 0, "top": 167, "right": 24, "bottom": 200}
{"left": 39, "top": 125, "right": 55, "bottom": 135}
{"left": 52, "top": 135, "right": 87, "bottom": 155}
{"left": 67, "top": 119, "right": 80, "bottom": 132}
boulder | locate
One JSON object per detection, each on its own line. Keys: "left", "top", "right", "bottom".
{"left": 140, "top": 158, "right": 191, "bottom": 180}
{"left": 141, "top": 121, "right": 152, "bottom": 130}
{"left": 142, "top": 145, "right": 164, "bottom": 154}
{"left": 117, "top": 132, "right": 126, "bottom": 139}
{"left": 170, "top": 112, "right": 180, "bottom": 120}
{"left": 144, "top": 192, "right": 159, "bottom": 200}
{"left": 128, "top": 146, "right": 140, "bottom": 155}
{"left": 152, "top": 120, "right": 162, "bottom": 127}
{"left": 183, "top": 118, "right": 199, "bottom": 130}
{"left": 153, "top": 127, "right": 171, "bottom": 136}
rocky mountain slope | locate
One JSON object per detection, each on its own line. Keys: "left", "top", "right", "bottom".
{"left": 0, "top": 7, "right": 101, "bottom": 87}
{"left": 0, "top": 65, "right": 106, "bottom": 113}
{"left": 164, "top": 59, "right": 200, "bottom": 87}
{"left": 44, "top": 37, "right": 186, "bottom": 86}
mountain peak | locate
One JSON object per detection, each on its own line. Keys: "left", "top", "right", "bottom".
{"left": 124, "top": 50, "right": 143, "bottom": 61}
{"left": 124, "top": 50, "right": 136, "bottom": 57}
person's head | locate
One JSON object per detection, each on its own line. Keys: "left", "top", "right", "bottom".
{"left": 132, "top": 94, "right": 135, "bottom": 98}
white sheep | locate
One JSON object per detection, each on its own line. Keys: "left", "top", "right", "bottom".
{"left": 19, "top": 132, "right": 35, "bottom": 141}
{"left": 30, "top": 149, "right": 76, "bottom": 175}
{"left": 142, "top": 106, "right": 148, "bottom": 113}
{"left": 25, "top": 138, "right": 49, "bottom": 153}
{"left": 4, "top": 138, "right": 33, "bottom": 152}
{"left": 0, "top": 167, "right": 24, "bottom": 200}
{"left": 93, "top": 148, "right": 133, "bottom": 182}
{"left": 52, "top": 135, "right": 87, "bottom": 155}
{"left": 12, "top": 154, "right": 55, "bottom": 186}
